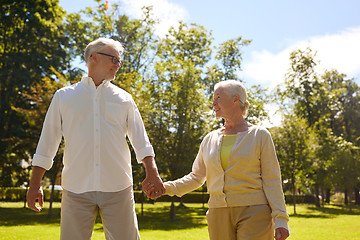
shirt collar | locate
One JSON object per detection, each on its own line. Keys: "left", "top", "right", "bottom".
{"left": 81, "top": 76, "right": 110, "bottom": 88}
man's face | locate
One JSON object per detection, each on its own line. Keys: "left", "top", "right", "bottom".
{"left": 95, "top": 46, "right": 122, "bottom": 81}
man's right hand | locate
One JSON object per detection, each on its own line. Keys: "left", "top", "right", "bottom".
{"left": 27, "top": 186, "right": 44, "bottom": 212}
{"left": 27, "top": 166, "right": 47, "bottom": 212}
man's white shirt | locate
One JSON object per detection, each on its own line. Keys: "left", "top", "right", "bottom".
{"left": 32, "top": 76, "right": 154, "bottom": 193}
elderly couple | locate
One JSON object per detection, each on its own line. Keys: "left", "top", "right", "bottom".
{"left": 27, "top": 38, "right": 289, "bottom": 240}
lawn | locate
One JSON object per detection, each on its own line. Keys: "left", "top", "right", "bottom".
{"left": 0, "top": 201, "right": 359, "bottom": 240}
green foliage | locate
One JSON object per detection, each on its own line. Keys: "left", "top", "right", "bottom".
{"left": 271, "top": 116, "right": 313, "bottom": 196}
{"left": 246, "top": 84, "right": 269, "bottom": 124}
{"left": 284, "top": 194, "right": 315, "bottom": 204}
{"left": 274, "top": 46, "right": 360, "bottom": 206}
{"left": 0, "top": 188, "right": 27, "bottom": 202}
{"left": 4, "top": 1, "right": 357, "bottom": 210}
{"left": 146, "top": 22, "right": 213, "bottom": 180}
{"left": 215, "top": 37, "right": 251, "bottom": 80}
{"left": 0, "top": 0, "right": 69, "bottom": 187}
{"left": 0, "top": 1, "right": 270, "bottom": 191}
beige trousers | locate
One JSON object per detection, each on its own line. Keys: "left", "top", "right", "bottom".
{"left": 60, "top": 186, "right": 140, "bottom": 240}
{"left": 206, "top": 204, "right": 274, "bottom": 240}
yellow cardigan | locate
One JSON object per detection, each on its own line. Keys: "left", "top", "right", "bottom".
{"left": 165, "top": 125, "right": 289, "bottom": 230}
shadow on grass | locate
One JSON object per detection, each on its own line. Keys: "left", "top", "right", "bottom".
{"left": 137, "top": 204, "right": 208, "bottom": 231}
{"left": 77, "top": 204, "right": 208, "bottom": 233}
{"left": 0, "top": 207, "right": 61, "bottom": 226}
{"left": 0, "top": 203, "right": 208, "bottom": 231}
{"left": 307, "top": 205, "right": 360, "bottom": 215}
{"left": 289, "top": 204, "right": 360, "bottom": 218}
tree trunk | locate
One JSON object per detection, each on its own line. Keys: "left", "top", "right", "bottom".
{"left": 178, "top": 196, "right": 186, "bottom": 208}
{"left": 202, "top": 186, "right": 205, "bottom": 209}
{"left": 47, "top": 184, "right": 55, "bottom": 219}
{"left": 354, "top": 187, "right": 360, "bottom": 205}
{"left": 325, "top": 189, "right": 331, "bottom": 204}
{"left": 47, "top": 171, "right": 58, "bottom": 219}
{"left": 292, "top": 181, "right": 296, "bottom": 215}
{"left": 23, "top": 187, "right": 28, "bottom": 208}
{"left": 170, "top": 199, "right": 176, "bottom": 221}
{"left": 314, "top": 185, "right": 321, "bottom": 207}
{"left": 344, "top": 189, "right": 348, "bottom": 205}
{"left": 141, "top": 191, "right": 144, "bottom": 217}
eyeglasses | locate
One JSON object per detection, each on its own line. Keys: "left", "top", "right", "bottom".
{"left": 96, "top": 52, "right": 123, "bottom": 67}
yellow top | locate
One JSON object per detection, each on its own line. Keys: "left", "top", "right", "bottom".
{"left": 220, "top": 134, "right": 237, "bottom": 170}
{"left": 165, "top": 126, "right": 290, "bottom": 231}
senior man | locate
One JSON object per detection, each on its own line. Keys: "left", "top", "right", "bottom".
{"left": 27, "top": 38, "right": 164, "bottom": 240}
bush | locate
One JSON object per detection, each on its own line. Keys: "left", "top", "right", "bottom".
{"left": 0, "top": 188, "right": 27, "bottom": 202}
{"left": 134, "top": 191, "right": 209, "bottom": 203}
{"left": 285, "top": 194, "right": 315, "bottom": 204}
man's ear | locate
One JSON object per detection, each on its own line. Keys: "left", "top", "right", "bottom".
{"left": 90, "top": 53, "right": 97, "bottom": 64}
{"left": 233, "top": 94, "right": 240, "bottom": 103}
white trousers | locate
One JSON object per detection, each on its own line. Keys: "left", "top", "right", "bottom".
{"left": 60, "top": 186, "right": 140, "bottom": 240}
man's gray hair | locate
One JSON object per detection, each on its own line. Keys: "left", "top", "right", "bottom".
{"left": 214, "top": 80, "right": 250, "bottom": 116}
{"left": 84, "top": 38, "right": 124, "bottom": 67}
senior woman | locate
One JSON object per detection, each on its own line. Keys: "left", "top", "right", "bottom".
{"left": 162, "top": 80, "right": 289, "bottom": 240}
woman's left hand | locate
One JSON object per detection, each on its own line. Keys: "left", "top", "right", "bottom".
{"left": 275, "top": 227, "right": 289, "bottom": 240}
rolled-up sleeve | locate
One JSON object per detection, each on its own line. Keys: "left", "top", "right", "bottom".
{"left": 126, "top": 97, "right": 155, "bottom": 163}
{"left": 32, "top": 91, "right": 63, "bottom": 170}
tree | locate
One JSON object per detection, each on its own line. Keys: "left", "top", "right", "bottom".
{"left": 215, "top": 37, "right": 251, "bottom": 80}
{"left": 277, "top": 47, "right": 360, "bottom": 206}
{"left": 14, "top": 69, "right": 67, "bottom": 216}
{"left": 140, "top": 22, "right": 213, "bottom": 217}
{"left": 281, "top": 47, "right": 322, "bottom": 127}
{"left": 0, "top": 0, "right": 69, "bottom": 186}
{"left": 149, "top": 22, "right": 213, "bottom": 181}
{"left": 320, "top": 70, "right": 360, "bottom": 205}
{"left": 271, "top": 115, "right": 313, "bottom": 214}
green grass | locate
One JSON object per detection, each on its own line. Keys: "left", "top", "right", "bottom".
{"left": 0, "top": 202, "right": 359, "bottom": 240}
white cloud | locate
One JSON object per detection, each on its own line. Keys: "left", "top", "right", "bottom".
{"left": 259, "top": 103, "right": 283, "bottom": 128}
{"left": 243, "top": 27, "right": 360, "bottom": 90}
{"left": 118, "top": 0, "right": 188, "bottom": 37}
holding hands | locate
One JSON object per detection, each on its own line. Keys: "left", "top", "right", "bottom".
{"left": 142, "top": 173, "right": 165, "bottom": 199}
{"left": 141, "top": 156, "right": 165, "bottom": 199}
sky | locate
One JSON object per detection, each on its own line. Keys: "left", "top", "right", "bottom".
{"left": 59, "top": 0, "right": 360, "bottom": 125}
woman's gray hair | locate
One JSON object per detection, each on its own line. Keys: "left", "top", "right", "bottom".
{"left": 84, "top": 38, "right": 124, "bottom": 67}
{"left": 214, "top": 80, "right": 250, "bottom": 116}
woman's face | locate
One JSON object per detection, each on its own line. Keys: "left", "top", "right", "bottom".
{"left": 212, "top": 87, "right": 239, "bottom": 119}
